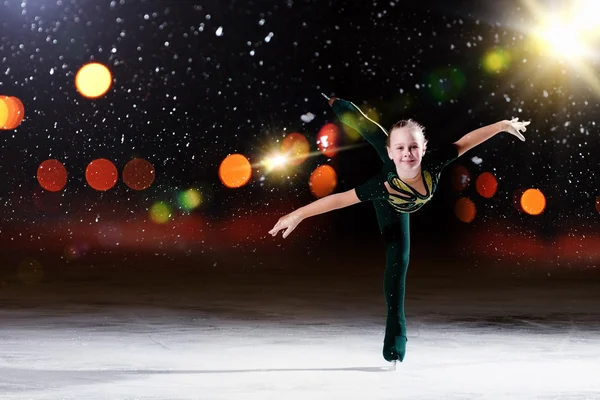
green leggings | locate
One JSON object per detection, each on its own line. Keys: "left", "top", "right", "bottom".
{"left": 376, "top": 202, "right": 410, "bottom": 362}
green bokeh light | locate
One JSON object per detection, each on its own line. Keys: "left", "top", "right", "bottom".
{"left": 427, "top": 67, "right": 466, "bottom": 102}
{"left": 178, "top": 188, "right": 202, "bottom": 211}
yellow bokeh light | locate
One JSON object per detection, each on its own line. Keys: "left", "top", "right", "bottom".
{"left": 482, "top": 48, "right": 511, "bottom": 73}
{"left": 75, "top": 63, "right": 113, "bottom": 99}
{"left": 150, "top": 201, "right": 171, "bottom": 224}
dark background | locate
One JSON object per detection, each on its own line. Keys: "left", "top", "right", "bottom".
{"left": 0, "top": 0, "right": 598, "bottom": 285}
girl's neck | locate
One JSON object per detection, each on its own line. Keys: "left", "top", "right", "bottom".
{"left": 397, "top": 167, "right": 422, "bottom": 182}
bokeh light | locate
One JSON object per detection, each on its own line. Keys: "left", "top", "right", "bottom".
{"left": 150, "top": 201, "right": 172, "bottom": 224}
{"left": 338, "top": 112, "right": 361, "bottom": 141}
{"left": 219, "top": 154, "right": 252, "bottom": 188}
{"left": 316, "top": 123, "right": 340, "bottom": 158}
{"left": 520, "top": 188, "right": 546, "bottom": 215}
{"left": 454, "top": 197, "right": 476, "bottom": 223}
{"left": 75, "top": 63, "right": 113, "bottom": 99}
{"left": 178, "top": 188, "right": 202, "bottom": 211}
{"left": 428, "top": 67, "right": 466, "bottom": 101}
{"left": 475, "top": 172, "right": 498, "bottom": 198}
{"left": 17, "top": 258, "right": 44, "bottom": 285}
{"left": 309, "top": 164, "right": 337, "bottom": 198}
{"left": 0, "top": 96, "right": 25, "bottom": 129}
{"left": 122, "top": 158, "right": 155, "bottom": 191}
{"left": 596, "top": 196, "right": 600, "bottom": 213}
{"left": 451, "top": 165, "right": 471, "bottom": 192}
{"left": 482, "top": 48, "right": 511, "bottom": 73}
{"left": 37, "top": 159, "right": 68, "bottom": 192}
{"left": 86, "top": 158, "right": 118, "bottom": 191}
{"left": 281, "top": 132, "right": 310, "bottom": 166}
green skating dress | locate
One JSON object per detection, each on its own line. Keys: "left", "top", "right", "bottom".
{"left": 331, "top": 99, "right": 458, "bottom": 362}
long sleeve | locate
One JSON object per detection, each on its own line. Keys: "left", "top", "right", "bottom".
{"left": 331, "top": 99, "right": 390, "bottom": 162}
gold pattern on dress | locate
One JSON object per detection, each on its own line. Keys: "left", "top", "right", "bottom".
{"left": 390, "top": 176, "right": 413, "bottom": 195}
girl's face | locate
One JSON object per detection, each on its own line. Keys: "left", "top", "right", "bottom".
{"left": 387, "top": 128, "right": 426, "bottom": 177}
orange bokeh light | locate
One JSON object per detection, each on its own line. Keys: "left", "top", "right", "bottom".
{"left": 596, "top": 196, "right": 600, "bottom": 213}
{"left": 451, "top": 165, "right": 471, "bottom": 192}
{"left": 122, "top": 158, "right": 155, "bottom": 191}
{"left": 0, "top": 96, "right": 25, "bottom": 129}
{"left": 219, "top": 154, "right": 252, "bottom": 188}
{"left": 281, "top": 133, "right": 310, "bottom": 166}
{"left": 309, "top": 164, "right": 338, "bottom": 198}
{"left": 75, "top": 63, "right": 113, "bottom": 99}
{"left": 37, "top": 159, "right": 68, "bottom": 192}
{"left": 520, "top": 188, "right": 546, "bottom": 215}
{"left": 86, "top": 158, "right": 118, "bottom": 191}
{"left": 317, "top": 123, "right": 340, "bottom": 158}
{"left": 454, "top": 197, "right": 476, "bottom": 223}
{"left": 475, "top": 172, "right": 498, "bottom": 198}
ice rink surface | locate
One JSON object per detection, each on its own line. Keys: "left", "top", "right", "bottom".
{"left": 1, "top": 253, "right": 599, "bottom": 400}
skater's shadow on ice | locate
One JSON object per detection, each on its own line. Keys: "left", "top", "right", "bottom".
{"left": 2, "top": 365, "right": 392, "bottom": 390}
{"left": 184, "top": 366, "right": 393, "bottom": 373}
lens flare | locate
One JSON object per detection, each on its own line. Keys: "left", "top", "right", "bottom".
{"left": 219, "top": 154, "right": 252, "bottom": 188}
{"left": 520, "top": 188, "right": 546, "bottom": 215}
{"left": 37, "top": 159, "right": 68, "bottom": 192}
{"left": 475, "top": 172, "right": 498, "bottom": 198}
{"left": 263, "top": 154, "right": 289, "bottom": 171}
{"left": 454, "top": 197, "right": 476, "bottom": 223}
{"left": 309, "top": 164, "right": 338, "bottom": 198}
{"left": 75, "top": 63, "right": 113, "bottom": 99}
{"left": 86, "top": 158, "right": 118, "bottom": 191}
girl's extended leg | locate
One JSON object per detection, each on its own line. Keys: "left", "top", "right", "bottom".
{"left": 374, "top": 201, "right": 410, "bottom": 362}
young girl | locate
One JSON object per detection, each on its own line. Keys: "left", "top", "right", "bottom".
{"left": 269, "top": 96, "right": 529, "bottom": 367}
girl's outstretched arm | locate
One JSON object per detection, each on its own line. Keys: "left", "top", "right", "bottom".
{"left": 454, "top": 118, "right": 530, "bottom": 157}
{"left": 268, "top": 189, "right": 361, "bottom": 239}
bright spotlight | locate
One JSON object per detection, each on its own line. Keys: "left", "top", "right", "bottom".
{"left": 263, "top": 154, "right": 289, "bottom": 171}
{"left": 536, "top": 18, "right": 587, "bottom": 58}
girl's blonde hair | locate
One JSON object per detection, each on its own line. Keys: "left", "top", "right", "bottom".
{"left": 387, "top": 119, "right": 428, "bottom": 150}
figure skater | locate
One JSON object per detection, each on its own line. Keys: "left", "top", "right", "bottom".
{"left": 269, "top": 95, "right": 529, "bottom": 367}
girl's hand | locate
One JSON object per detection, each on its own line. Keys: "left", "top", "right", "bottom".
{"left": 268, "top": 213, "right": 303, "bottom": 239}
{"left": 501, "top": 117, "right": 530, "bottom": 141}
{"left": 321, "top": 93, "right": 337, "bottom": 106}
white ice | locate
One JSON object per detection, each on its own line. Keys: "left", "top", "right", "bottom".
{"left": 1, "top": 273, "right": 599, "bottom": 400}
